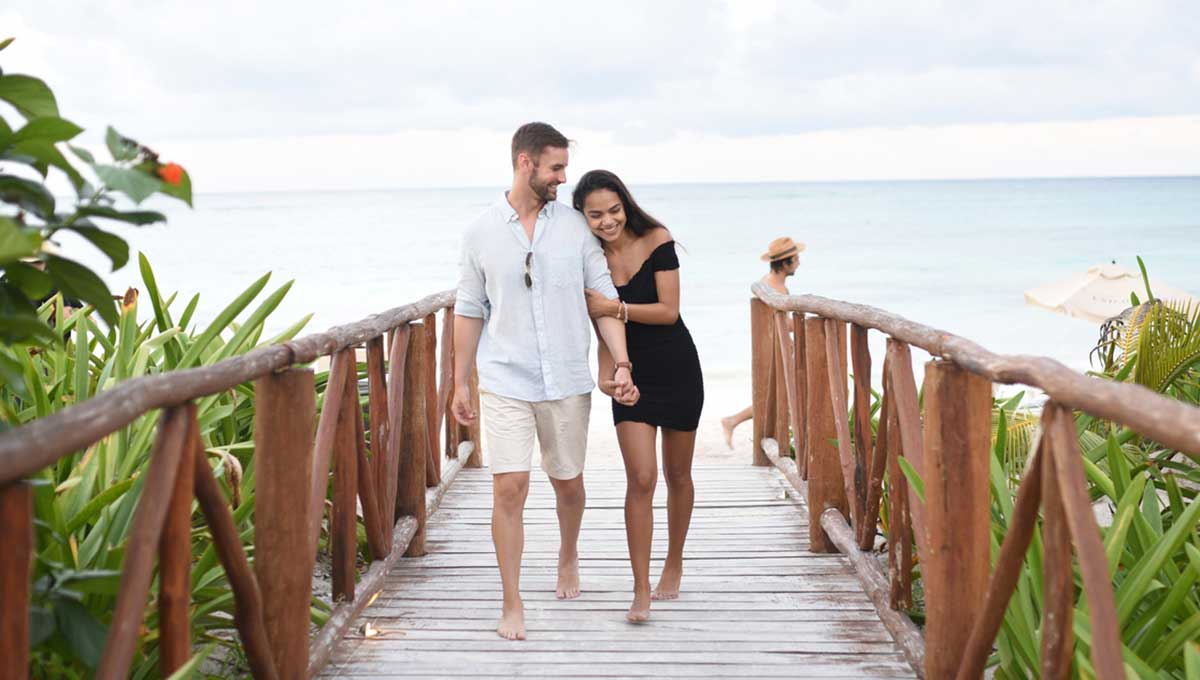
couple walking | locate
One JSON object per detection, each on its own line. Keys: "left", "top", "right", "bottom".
{"left": 450, "top": 122, "right": 703, "bottom": 639}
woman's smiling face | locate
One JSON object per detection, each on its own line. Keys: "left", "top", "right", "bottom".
{"left": 582, "top": 188, "right": 626, "bottom": 243}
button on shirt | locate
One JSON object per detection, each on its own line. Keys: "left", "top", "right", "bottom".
{"left": 455, "top": 195, "right": 619, "bottom": 402}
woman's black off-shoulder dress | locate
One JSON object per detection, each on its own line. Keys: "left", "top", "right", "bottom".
{"left": 612, "top": 240, "right": 704, "bottom": 431}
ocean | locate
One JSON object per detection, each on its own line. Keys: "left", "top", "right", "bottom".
{"left": 76, "top": 176, "right": 1200, "bottom": 417}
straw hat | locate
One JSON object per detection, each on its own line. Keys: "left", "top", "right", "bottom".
{"left": 761, "top": 237, "right": 805, "bottom": 262}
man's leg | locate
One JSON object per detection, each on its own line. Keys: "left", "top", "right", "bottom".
{"left": 548, "top": 474, "right": 584, "bottom": 599}
{"left": 721, "top": 405, "right": 753, "bottom": 449}
{"left": 480, "top": 392, "right": 537, "bottom": 640}
{"left": 493, "top": 471, "right": 530, "bottom": 639}
{"left": 534, "top": 393, "right": 592, "bottom": 600}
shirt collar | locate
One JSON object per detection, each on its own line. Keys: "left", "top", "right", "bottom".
{"left": 498, "top": 192, "right": 554, "bottom": 223}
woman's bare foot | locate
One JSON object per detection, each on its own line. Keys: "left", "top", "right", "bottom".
{"left": 626, "top": 590, "right": 652, "bottom": 623}
{"left": 721, "top": 416, "right": 737, "bottom": 449}
{"left": 556, "top": 555, "right": 580, "bottom": 599}
{"left": 496, "top": 603, "right": 526, "bottom": 640}
{"left": 652, "top": 563, "right": 682, "bottom": 600}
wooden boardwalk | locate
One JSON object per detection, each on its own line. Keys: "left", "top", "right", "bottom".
{"left": 320, "top": 464, "right": 918, "bottom": 678}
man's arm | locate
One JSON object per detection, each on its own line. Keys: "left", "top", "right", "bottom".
{"left": 595, "top": 315, "right": 633, "bottom": 396}
{"left": 451, "top": 315, "right": 484, "bottom": 424}
{"left": 451, "top": 236, "right": 487, "bottom": 424}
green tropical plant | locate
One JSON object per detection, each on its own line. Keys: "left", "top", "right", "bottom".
{"left": 4, "top": 255, "right": 312, "bottom": 678}
{"left": 1, "top": 36, "right": 192, "bottom": 401}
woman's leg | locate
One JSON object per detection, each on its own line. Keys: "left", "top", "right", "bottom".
{"left": 654, "top": 427, "right": 697, "bottom": 599}
{"left": 721, "top": 406, "right": 753, "bottom": 449}
{"left": 616, "top": 421, "right": 658, "bottom": 622}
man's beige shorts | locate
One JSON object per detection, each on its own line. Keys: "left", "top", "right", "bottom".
{"left": 480, "top": 391, "right": 590, "bottom": 479}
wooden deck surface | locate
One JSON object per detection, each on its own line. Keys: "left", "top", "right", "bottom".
{"left": 319, "top": 464, "right": 918, "bottom": 678}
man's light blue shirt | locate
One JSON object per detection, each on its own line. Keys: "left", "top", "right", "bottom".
{"left": 455, "top": 194, "right": 618, "bottom": 402}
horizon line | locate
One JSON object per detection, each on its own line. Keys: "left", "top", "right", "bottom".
{"left": 192, "top": 172, "right": 1200, "bottom": 196}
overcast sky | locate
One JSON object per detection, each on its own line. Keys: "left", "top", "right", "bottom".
{"left": 5, "top": 1, "right": 1200, "bottom": 191}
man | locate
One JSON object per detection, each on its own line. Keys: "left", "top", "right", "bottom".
{"left": 721, "top": 236, "right": 804, "bottom": 449}
{"left": 451, "top": 122, "right": 636, "bottom": 641}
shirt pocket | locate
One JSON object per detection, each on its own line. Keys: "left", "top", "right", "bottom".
{"left": 547, "top": 254, "right": 583, "bottom": 289}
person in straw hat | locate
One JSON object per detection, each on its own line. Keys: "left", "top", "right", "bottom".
{"left": 721, "top": 237, "right": 804, "bottom": 449}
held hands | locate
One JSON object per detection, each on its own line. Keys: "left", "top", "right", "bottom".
{"left": 584, "top": 288, "right": 619, "bottom": 320}
{"left": 450, "top": 383, "right": 477, "bottom": 425}
{"left": 600, "top": 365, "right": 639, "bottom": 406}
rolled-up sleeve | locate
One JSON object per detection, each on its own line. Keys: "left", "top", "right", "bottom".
{"left": 455, "top": 238, "right": 488, "bottom": 318}
{"left": 582, "top": 236, "right": 618, "bottom": 300}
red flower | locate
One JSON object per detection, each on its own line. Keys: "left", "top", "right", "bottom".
{"left": 157, "top": 163, "right": 184, "bottom": 186}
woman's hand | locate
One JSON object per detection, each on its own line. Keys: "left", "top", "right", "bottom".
{"left": 584, "top": 288, "right": 618, "bottom": 320}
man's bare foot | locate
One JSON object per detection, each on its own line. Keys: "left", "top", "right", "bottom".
{"left": 496, "top": 603, "right": 526, "bottom": 640}
{"left": 556, "top": 556, "right": 580, "bottom": 599}
{"left": 721, "top": 416, "right": 737, "bottom": 449}
{"left": 626, "top": 590, "right": 651, "bottom": 623}
{"left": 652, "top": 563, "right": 682, "bottom": 600}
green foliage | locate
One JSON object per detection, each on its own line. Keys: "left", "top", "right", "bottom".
{"left": 0, "top": 36, "right": 192, "bottom": 357}
{"left": 6, "top": 257, "right": 311, "bottom": 677}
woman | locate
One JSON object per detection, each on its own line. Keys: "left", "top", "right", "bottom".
{"left": 573, "top": 170, "right": 704, "bottom": 623}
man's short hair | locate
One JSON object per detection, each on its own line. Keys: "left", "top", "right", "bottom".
{"left": 512, "top": 122, "right": 570, "bottom": 169}
{"left": 770, "top": 256, "right": 796, "bottom": 272}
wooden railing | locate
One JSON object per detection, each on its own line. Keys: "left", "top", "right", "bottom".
{"left": 749, "top": 283, "right": 1200, "bottom": 680}
{"left": 0, "top": 290, "right": 481, "bottom": 679}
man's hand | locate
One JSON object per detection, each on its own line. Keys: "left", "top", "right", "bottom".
{"left": 451, "top": 383, "right": 476, "bottom": 425}
{"left": 611, "top": 365, "right": 639, "bottom": 406}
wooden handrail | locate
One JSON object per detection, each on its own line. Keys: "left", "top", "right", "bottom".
{"left": 748, "top": 282, "right": 1176, "bottom": 679}
{"left": 0, "top": 288, "right": 478, "bottom": 680}
{"left": 752, "top": 282, "right": 1200, "bottom": 456}
{"left": 0, "top": 289, "right": 456, "bottom": 483}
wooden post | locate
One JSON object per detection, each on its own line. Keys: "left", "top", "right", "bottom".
{"left": 750, "top": 298, "right": 775, "bottom": 466}
{"left": 96, "top": 407, "right": 189, "bottom": 680}
{"left": 439, "top": 307, "right": 459, "bottom": 458}
{"left": 398, "top": 325, "right": 429, "bottom": 556}
{"left": 824, "top": 319, "right": 860, "bottom": 533}
{"left": 850, "top": 324, "right": 873, "bottom": 544}
{"left": 774, "top": 312, "right": 804, "bottom": 463}
{"left": 192, "top": 436, "right": 280, "bottom": 680}
{"left": 158, "top": 404, "right": 196, "bottom": 675}
{"left": 254, "top": 368, "right": 315, "bottom": 680}
{"left": 422, "top": 315, "right": 441, "bottom": 486}
{"left": 309, "top": 350, "right": 353, "bottom": 558}
{"left": 1041, "top": 439, "right": 1073, "bottom": 680}
{"left": 803, "top": 316, "right": 847, "bottom": 552}
{"left": 367, "top": 335, "right": 388, "bottom": 490}
{"left": 771, "top": 314, "right": 790, "bottom": 454}
{"left": 332, "top": 367, "right": 359, "bottom": 602}
{"left": 381, "top": 326, "right": 411, "bottom": 530}
{"left": 793, "top": 313, "right": 808, "bottom": 478}
{"left": 0, "top": 481, "right": 32, "bottom": 680}
{"left": 353, "top": 377, "right": 389, "bottom": 562}
{"left": 921, "top": 360, "right": 991, "bottom": 680}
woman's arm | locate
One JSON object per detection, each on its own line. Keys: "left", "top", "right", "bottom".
{"left": 584, "top": 269, "right": 680, "bottom": 326}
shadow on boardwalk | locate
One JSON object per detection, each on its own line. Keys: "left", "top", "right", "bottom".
{"left": 320, "top": 464, "right": 917, "bottom": 679}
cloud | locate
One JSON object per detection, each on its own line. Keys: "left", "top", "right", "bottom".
{"left": 6, "top": 0, "right": 1199, "bottom": 142}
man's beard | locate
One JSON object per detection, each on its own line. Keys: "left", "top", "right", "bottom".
{"left": 529, "top": 174, "right": 557, "bottom": 202}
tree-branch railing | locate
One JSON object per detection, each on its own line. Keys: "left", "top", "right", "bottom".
{"left": 750, "top": 283, "right": 1200, "bottom": 680}
{"left": 0, "top": 290, "right": 483, "bottom": 679}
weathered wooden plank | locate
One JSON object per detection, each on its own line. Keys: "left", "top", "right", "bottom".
{"left": 254, "top": 368, "right": 316, "bottom": 680}
{"left": 750, "top": 298, "right": 776, "bottom": 466}
{"left": 920, "top": 360, "right": 991, "bottom": 680}
{"left": 95, "top": 406, "right": 189, "bottom": 680}
{"left": 804, "top": 317, "right": 847, "bottom": 552}
{"left": 399, "top": 324, "right": 429, "bottom": 556}
{"left": 1045, "top": 403, "right": 1126, "bottom": 680}
{"left": 332, "top": 364, "right": 359, "bottom": 603}
{"left": 0, "top": 481, "right": 32, "bottom": 680}
{"left": 158, "top": 404, "right": 196, "bottom": 675}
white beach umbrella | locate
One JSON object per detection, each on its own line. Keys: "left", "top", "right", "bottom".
{"left": 1024, "top": 262, "right": 1198, "bottom": 323}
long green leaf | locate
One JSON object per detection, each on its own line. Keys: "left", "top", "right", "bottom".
{"left": 176, "top": 272, "right": 271, "bottom": 369}
{"left": 1115, "top": 493, "right": 1200, "bottom": 624}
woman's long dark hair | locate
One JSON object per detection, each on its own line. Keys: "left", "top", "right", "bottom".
{"left": 572, "top": 170, "right": 667, "bottom": 238}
